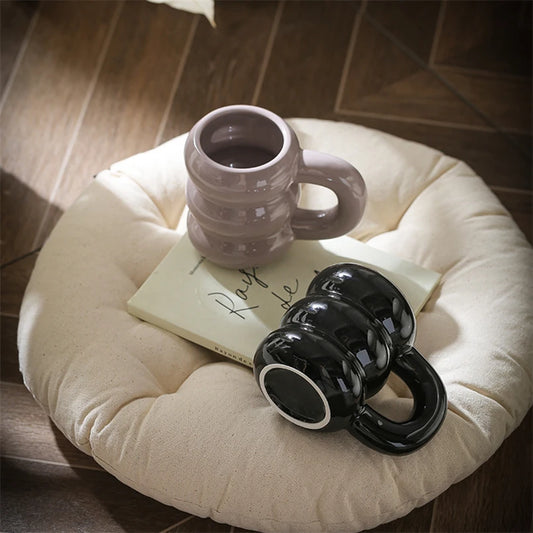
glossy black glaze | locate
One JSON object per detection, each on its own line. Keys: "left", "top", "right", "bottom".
{"left": 352, "top": 345, "right": 447, "bottom": 454}
{"left": 281, "top": 295, "right": 391, "bottom": 397}
{"left": 308, "top": 263, "right": 416, "bottom": 346}
{"left": 253, "top": 263, "right": 447, "bottom": 455}
{"left": 255, "top": 325, "right": 363, "bottom": 432}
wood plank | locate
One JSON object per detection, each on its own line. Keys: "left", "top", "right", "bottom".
{"left": 367, "top": 2, "right": 531, "bottom": 134}
{"left": 366, "top": 0, "right": 441, "bottom": 64}
{"left": 0, "top": 0, "right": 38, "bottom": 97}
{"left": 367, "top": 500, "right": 434, "bottom": 532}
{"left": 0, "top": 1, "right": 119, "bottom": 262}
{"left": 0, "top": 168, "right": 58, "bottom": 267}
{"left": 509, "top": 131, "right": 533, "bottom": 155}
{"left": 47, "top": 2, "right": 194, "bottom": 205}
{"left": 430, "top": 411, "right": 532, "bottom": 532}
{"left": 1, "top": 381, "right": 99, "bottom": 470}
{"left": 492, "top": 188, "right": 532, "bottom": 242}
{"left": 167, "top": 515, "right": 231, "bottom": 532}
{"left": 1, "top": 456, "right": 189, "bottom": 532}
{"left": 0, "top": 0, "right": 119, "bottom": 199}
{"left": 432, "top": 1, "right": 532, "bottom": 77}
{"left": 160, "top": 0, "right": 279, "bottom": 142}
{"left": 1, "top": 316, "right": 23, "bottom": 384}
{"left": 33, "top": 2, "right": 196, "bottom": 247}
{"left": 435, "top": 67, "right": 531, "bottom": 134}
{"left": 0, "top": 249, "right": 38, "bottom": 317}
{"left": 256, "top": 0, "right": 359, "bottom": 118}
{"left": 339, "top": 13, "right": 488, "bottom": 128}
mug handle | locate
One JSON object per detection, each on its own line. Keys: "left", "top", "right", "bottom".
{"left": 291, "top": 149, "right": 367, "bottom": 240}
{"left": 349, "top": 347, "right": 447, "bottom": 455}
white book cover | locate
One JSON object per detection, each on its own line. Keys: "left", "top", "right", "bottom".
{"left": 127, "top": 233, "right": 441, "bottom": 367}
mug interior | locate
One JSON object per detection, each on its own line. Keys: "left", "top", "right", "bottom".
{"left": 199, "top": 111, "right": 285, "bottom": 169}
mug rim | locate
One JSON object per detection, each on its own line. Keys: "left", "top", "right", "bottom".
{"left": 258, "top": 363, "right": 332, "bottom": 430}
{"left": 191, "top": 104, "right": 293, "bottom": 173}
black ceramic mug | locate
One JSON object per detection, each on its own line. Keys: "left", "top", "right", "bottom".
{"left": 253, "top": 263, "right": 447, "bottom": 455}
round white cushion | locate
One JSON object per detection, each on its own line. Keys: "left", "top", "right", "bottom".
{"left": 18, "top": 119, "right": 533, "bottom": 532}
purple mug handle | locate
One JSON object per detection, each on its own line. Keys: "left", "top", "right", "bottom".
{"left": 291, "top": 149, "right": 367, "bottom": 240}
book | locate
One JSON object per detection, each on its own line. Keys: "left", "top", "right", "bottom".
{"left": 127, "top": 233, "right": 441, "bottom": 367}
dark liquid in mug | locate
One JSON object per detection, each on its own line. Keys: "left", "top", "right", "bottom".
{"left": 208, "top": 145, "right": 277, "bottom": 168}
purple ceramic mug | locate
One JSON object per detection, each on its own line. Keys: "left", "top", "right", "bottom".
{"left": 184, "top": 105, "right": 366, "bottom": 268}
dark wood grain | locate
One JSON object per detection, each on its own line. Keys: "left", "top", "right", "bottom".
{"left": 34, "top": 2, "right": 196, "bottom": 246}
{"left": 367, "top": 1, "right": 531, "bottom": 135}
{"left": 0, "top": 169, "right": 57, "bottom": 266}
{"left": 256, "top": 0, "right": 359, "bottom": 118}
{"left": 161, "top": 0, "right": 279, "bottom": 141}
{"left": 433, "top": 67, "right": 531, "bottom": 135}
{"left": 233, "top": 527, "right": 260, "bottom": 533}
{"left": 340, "top": 12, "right": 488, "bottom": 128}
{"left": 0, "top": 249, "right": 38, "bottom": 316}
{"left": 1, "top": 382, "right": 100, "bottom": 469}
{"left": 0, "top": 0, "right": 38, "bottom": 97}
{"left": 493, "top": 188, "right": 532, "bottom": 242}
{"left": 0, "top": 456, "right": 188, "bottom": 532}
{"left": 430, "top": 411, "right": 532, "bottom": 532}
{"left": 1, "top": 316, "right": 22, "bottom": 384}
{"left": 366, "top": 1, "right": 441, "bottom": 64}
{"left": 367, "top": 501, "right": 434, "bottom": 532}
{"left": 433, "top": 1, "right": 532, "bottom": 77}
{"left": 0, "top": 1, "right": 119, "bottom": 262}
{"left": 167, "top": 515, "right": 232, "bottom": 532}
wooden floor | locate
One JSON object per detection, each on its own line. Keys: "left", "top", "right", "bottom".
{"left": 1, "top": 1, "right": 531, "bottom": 531}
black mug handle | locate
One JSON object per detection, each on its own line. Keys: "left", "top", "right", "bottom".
{"left": 349, "top": 347, "right": 447, "bottom": 455}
